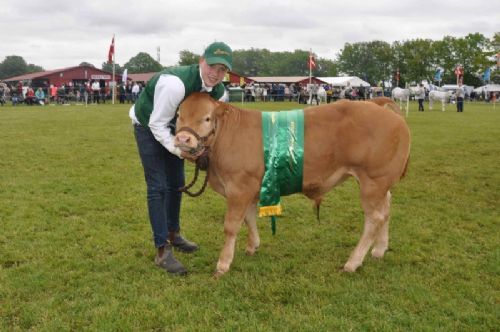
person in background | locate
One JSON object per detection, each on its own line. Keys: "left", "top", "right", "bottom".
{"left": 35, "top": 87, "right": 46, "bottom": 105}
{"left": 416, "top": 83, "right": 425, "bottom": 111}
{"left": 25, "top": 86, "right": 35, "bottom": 105}
{"left": 129, "top": 41, "right": 232, "bottom": 275}
{"left": 456, "top": 82, "right": 465, "bottom": 112}
{"left": 131, "top": 82, "right": 140, "bottom": 102}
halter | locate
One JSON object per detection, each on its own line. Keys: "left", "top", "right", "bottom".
{"left": 176, "top": 121, "right": 217, "bottom": 197}
{"left": 176, "top": 125, "right": 215, "bottom": 155}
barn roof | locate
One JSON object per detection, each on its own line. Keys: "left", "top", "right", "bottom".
{"left": 2, "top": 65, "right": 117, "bottom": 83}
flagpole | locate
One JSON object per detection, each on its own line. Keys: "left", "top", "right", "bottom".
{"left": 309, "top": 49, "right": 312, "bottom": 84}
{"left": 112, "top": 34, "right": 116, "bottom": 105}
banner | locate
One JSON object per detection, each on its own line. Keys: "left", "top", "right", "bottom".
{"left": 108, "top": 36, "right": 115, "bottom": 63}
{"left": 122, "top": 68, "right": 128, "bottom": 84}
{"left": 308, "top": 53, "right": 316, "bottom": 70}
{"left": 483, "top": 67, "right": 491, "bottom": 82}
{"left": 434, "top": 68, "right": 443, "bottom": 82}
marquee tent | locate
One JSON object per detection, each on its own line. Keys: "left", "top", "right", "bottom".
{"left": 317, "top": 76, "right": 370, "bottom": 87}
{"left": 473, "top": 84, "right": 500, "bottom": 93}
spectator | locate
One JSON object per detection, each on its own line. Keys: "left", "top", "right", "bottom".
{"left": 456, "top": 82, "right": 465, "bottom": 112}
{"left": 25, "top": 87, "right": 35, "bottom": 105}
{"left": 416, "top": 84, "right": 425, "bottom": 111}
{"left": 131, "top": 82, "right": 140, "bottom": 102}
{"left": 35, "top": 87, "right": 46, "bottom": 105}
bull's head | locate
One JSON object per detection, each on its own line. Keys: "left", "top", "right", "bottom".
{"left": 174, "top": 92, "right": 221, "bottom": 158}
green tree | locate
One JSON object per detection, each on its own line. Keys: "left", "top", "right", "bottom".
{"left": 101, "top": 62, "right": 124, "bottom": 74}
{"left": 392, "top": 39, "right": 435, "bottom": 85}
{"left": 0, "top": 55, "right": 45, "bottom": 79}
{"left": 337, "top": 41, "right": 394, "bottom": 85}
{"left": 123, "top": 52, "right": 163, "bottom": 73}
{"left": 178, "top": 50, "right": 200, "bottom": 66}
{"left": 79, "top": 62, "right": 95, "bottom": 67}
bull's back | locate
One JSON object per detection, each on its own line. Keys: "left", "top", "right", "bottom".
{"left": 302, "top": 101, "right": 410, "bottom": 185}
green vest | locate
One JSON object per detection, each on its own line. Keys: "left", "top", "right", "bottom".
{"left": 134, "top": 64, "right": 225, "bottom": 127}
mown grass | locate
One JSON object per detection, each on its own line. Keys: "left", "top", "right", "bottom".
{"left": 0, "top": 100, "right": 498, "bottom": 331}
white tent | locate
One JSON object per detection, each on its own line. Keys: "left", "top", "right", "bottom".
{"left": 473, "top": 84, "right": 500, "bottom": 93}
{"left": 317, "top": 76, "right": 370, "bottom": 87}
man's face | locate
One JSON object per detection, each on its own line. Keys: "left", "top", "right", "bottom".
{"left": 200, "top": 58, "right": 228, "bottom": 87}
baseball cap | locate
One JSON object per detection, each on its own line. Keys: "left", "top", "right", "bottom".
{"left": 203, "top": 42, "right": 233, "bottom": 71}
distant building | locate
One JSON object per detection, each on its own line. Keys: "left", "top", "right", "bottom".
{"left": 2, "top": 65, "right": 123, "bottom": 89}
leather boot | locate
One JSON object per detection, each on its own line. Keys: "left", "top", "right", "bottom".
{"left": 169, "top": 232, "right": 199, "bottom": 253}
{"left": 154, "top": 244, "right": 187, "bottom": 275}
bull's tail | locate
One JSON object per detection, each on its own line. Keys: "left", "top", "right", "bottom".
{"left": 400, "top": 154, "right": 410, "bottom": 180}
{"left": 314, "top": 199, "right": 321, "bottom": 223}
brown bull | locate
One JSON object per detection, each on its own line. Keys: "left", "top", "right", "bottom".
{"left": 175, "top": 93, "right": 410, "bottom": 277}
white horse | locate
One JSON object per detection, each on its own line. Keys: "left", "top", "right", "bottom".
{"left": 392, "top": 87, "right": 410, "bottom": 116}
{"left": 317, "top": 86, "right": 327, "bottom": 104}
{"left": 429, "top": 90, "right": 452, "bottom": 112}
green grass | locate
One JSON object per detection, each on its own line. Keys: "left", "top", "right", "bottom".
{"left": 0, "top": 100, "right": 498, "bottom": 331}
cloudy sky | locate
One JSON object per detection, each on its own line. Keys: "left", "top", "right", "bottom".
{"left": 1, "top": 0, "right": 498, "bottom": 70}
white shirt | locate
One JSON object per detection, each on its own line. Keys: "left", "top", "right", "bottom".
{"left": 129, "top": 68, "right": 216, "bottom": 158}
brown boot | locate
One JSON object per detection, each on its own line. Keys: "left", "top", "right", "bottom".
{"left": 154, "top": 244, "right": 187, "bottom": 275}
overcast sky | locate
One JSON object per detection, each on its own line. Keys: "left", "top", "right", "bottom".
{"left": 1, "top": 0, "right": 498, "bottom": 70}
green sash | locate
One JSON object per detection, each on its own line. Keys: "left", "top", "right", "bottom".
{"left": 259, "top": 109, "right": 304, "bottom": 220}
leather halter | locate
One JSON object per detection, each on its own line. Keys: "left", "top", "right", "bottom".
{"left": 175, "top": 125, "right": 216, "bottom": 197}
{"left": 176, "top": 125, "right": 215, "bottom": 155}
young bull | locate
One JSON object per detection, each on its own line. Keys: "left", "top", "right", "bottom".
{"left": 174, "top": 93, "right": 410, "bottom": 277}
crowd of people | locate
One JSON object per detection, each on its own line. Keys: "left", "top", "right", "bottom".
{"left": 239, "top": 82, "right": 370, "bottom": 104}
{"left": 0, "top": 80, "right": 145, "bottom": 106}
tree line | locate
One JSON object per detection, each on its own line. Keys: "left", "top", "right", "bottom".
{"left": 1, "top": 32, "right": 498, "bottom": 87}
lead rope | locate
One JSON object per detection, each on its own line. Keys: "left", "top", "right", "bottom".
{"left": 179, "top": 151, "right": 210, "bottom": 197}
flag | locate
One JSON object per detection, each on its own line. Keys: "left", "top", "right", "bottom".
{"left": 483, "top": 68, "right": 491, "bottom": 82}
{"left": 454, "top": 65, "right": 464, "bottom": 78}
{"left": 108, "top": 36, "right": 115, "bottom": 63}
{"left": 122, "top": 68, "right": 128, "bottom": 84}
{"left": 308, "top": 53, "right": 316, "bottom": 70}
{"left": 434, "top": 68, "right": 443, "bottom": 81}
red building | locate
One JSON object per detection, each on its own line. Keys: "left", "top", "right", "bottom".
{"left": 2, "top": 65, "right": 122, "bottom": 89}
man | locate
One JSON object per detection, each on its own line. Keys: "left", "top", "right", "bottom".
{"left": 456, "top": 82, "right": 465, "bottom": 112}
{"left": 129, "top": 41, "right": 232, "bottom": 275}
{"left": 416, "top": 84, "right": 425, "bottom": 111}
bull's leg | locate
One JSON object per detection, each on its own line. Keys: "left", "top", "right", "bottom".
{"left": 214, "top": 197, "right": 250, "bottom": 278}
{"left": 244, "top": 203, "right": 260, "bottom": 256}
{"left": 371, "top": 191, "right": 391, "bottom": 258}
{"left": 343, "top": 181, "right": 390, "bottom": 272}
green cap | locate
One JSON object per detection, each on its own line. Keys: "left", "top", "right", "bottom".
{"left": 203, "top": 42, "right": 233, "bottom": 71}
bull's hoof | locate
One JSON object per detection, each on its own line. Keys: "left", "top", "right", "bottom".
{"left": 371, "top": 248, "right": 387, "bottom": 258}
{"left": 245, "top": 246, "right": 258, "bottom": 256}
{"left": 342, "top": 263, "right": 358, "bottom": 273}
{"left": 213, "top": 269, "right": 226, "bottom": 279}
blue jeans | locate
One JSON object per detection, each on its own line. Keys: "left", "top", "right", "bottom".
{"left": 133, "top": 124, "right": 185, "bottom": 248}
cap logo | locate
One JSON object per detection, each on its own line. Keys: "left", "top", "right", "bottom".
{"left": 213, "top": 49, "right": 230, "bottom": 56}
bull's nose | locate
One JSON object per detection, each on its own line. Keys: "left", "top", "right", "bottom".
{"left": 175, "top": 134, "right": 191, "bottom": 145}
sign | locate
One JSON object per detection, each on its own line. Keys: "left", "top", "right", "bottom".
{"left": 91, "top": 75, "right": 111, "bottom": 80}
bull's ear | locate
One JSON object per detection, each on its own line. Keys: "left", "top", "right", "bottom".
{"left": 214, "top": 102, "right": 230, "bottom": 117}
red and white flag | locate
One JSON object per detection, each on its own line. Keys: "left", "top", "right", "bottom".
{"left": 108, "top": 36, "right": 115, "bottom": 63}
{"left": 308, "top": 53, "right": 316, "bottom": 70}
{"left": 454, "top": 65, "right": 464, "bottom": 78}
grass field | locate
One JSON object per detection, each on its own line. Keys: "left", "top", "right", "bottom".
{"left": 0, "top": 100, "right": 499, "bottom": 331}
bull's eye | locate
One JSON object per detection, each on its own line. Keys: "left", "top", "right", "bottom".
{"left": 205, "top": 117, "right": 210, "bottom": 122}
